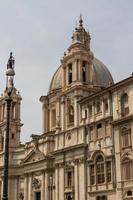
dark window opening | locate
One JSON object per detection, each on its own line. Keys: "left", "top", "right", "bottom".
{"left": 89, "top": 104, "right": 92, "bottom": 116}
{"left": 106, "top": 161, "right": 111, "bottom": 182}
{"left": 68, "top": 63, "right": 72, "bottom": 84}
{"left": 97, "top": 124, "right": 102, "bottom": 129}
{"left": 127, "top": 191, "right": 132, "bottom": 196}
{"left": 66, "top": 193, "right": 72, "bottom": 200}
{"left": 35, "top": 192, "right": 41, "bottom": 200}
{"left": 82, "top": 61, "right": 86, "bottom": 82}
{"left": 104, "top": 100, "right": 108, "bottom": 112}
{"left": 67, "top": 171, "right": 72, "bottom": 186}
{"left": 85, "top": 109, "right": 87, "bottom": 118}
{"left": 96, "top": 196, "right": 107, "bottom": 200}
{"left": 11, "top": 133, "right": 15, "bottom": 139}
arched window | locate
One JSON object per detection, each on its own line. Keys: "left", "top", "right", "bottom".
{"left": 89, "top": 154, "right": 112, "bottom": 186}
{"left": 68, "top": 105, "right": 74, "bottom": 124}
{"left": 121, "top": 93, "right": 129, "bottom": 116}
{"left": 96, "top": 155, "right": 105, "bottom": 184}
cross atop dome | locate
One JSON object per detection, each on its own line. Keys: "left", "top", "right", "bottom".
{"left": 79, "top": 14, "right": 83, "bottom": 29}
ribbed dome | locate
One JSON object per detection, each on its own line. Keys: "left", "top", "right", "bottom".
{"left": 49, "top": 57, "right": 114, "bottom": 93}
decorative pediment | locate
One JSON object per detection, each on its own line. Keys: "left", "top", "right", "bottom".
{"left": 22, "top": 149, "right": 45, "bottom": 164}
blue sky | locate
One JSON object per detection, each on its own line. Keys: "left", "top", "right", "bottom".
{"left": 0, "top": 0, "right": 133, "bottom": 142}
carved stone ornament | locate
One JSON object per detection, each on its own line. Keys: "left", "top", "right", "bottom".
{"left": 18, "top": 192, "right": 24, "bottom": 200}
{"left": 32, "top": 178, "right": 41, "bottom": 190}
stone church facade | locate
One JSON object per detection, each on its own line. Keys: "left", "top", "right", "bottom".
{"left": 0, "top": 17, "right": 133, "bottom": 200}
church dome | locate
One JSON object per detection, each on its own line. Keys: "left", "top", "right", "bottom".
{"left": 49, "top": 57, "right": 113, "bottom": 93}
{"left": 48, "top": 16, "right": 114, "bottom": 94}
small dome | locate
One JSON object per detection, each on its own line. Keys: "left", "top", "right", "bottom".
{"left": 48, "top": 57, "right": 114, "bottom": 93}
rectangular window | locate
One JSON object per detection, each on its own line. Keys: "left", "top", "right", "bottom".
{"left": 106, "top": 161, "right": 111, "bottom": 182}
{"left": 82, "top": 109, "right": 87, "bottom": 119}
{"left": 68, "top": 63, "right": 72, "bottom": 84}
{"left": 104, "top": 99, "right": 108, "bottom": 112}
{"left": 96, "top": 196, "right": 107, "bottom": 200}
{"left": 11, "top": 133, "right": 15, "bottom": 139}
{"left": 124, "top": 107, "right": 129, "bottom": 115}
{"left": 97, "top": 163, "right": 105, "bottom": 184}
{"left": 35, "top": 192, "right": 41, "bottom": 200}
{"left": 121, "top": 129, "right": 131, "bottom": 148}
{"left": 82, "top": 61, "right": 86, "bottom": 82}
{"left": 90, "top": 165, "right": 95, "bottom": 185}
{"left": 90, "top": 126, "right": 93, "bottom": 141}
{"left": 66, "top": 170, "right": 73, "bottom": 187}
{"left": 96, "top": 101, "right": 101, "bottom": 114}
{"left": 123, "top": 162, "right": 131, "bottom": 180}
{"left": 96, "top": 124, "right": 102, "bottom": 139}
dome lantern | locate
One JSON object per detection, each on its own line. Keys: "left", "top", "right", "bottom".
{"left": 71, "top": 15, "right": 91, "bottom": 50}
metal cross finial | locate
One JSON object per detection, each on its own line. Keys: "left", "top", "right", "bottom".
{"left": 79, "top": 14, "right": 83, "bottom": 28}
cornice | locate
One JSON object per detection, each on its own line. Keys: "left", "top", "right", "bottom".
{"left": 111, "top": 114, "right": 133, "bottom": 126}
{"left": 79, "top": 75, "right": 133, "bottom": 104}
{"left": 53, "top": 143, "right": 88, "bottom": 155}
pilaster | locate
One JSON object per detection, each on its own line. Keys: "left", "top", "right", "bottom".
{"left": 28, "top": 174, "right": 32, "bottom": 200}
{"left": 24, "top": 174, "right": 28, "bottom": 200}
{"left": 45, "top": 170, "right": 49, "bottom": 200}
{"left": 42, "top": 96, "right": 49, "bottom": 133}
{"left": 41, "top": 171, "right": 45, "bottom": 200}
